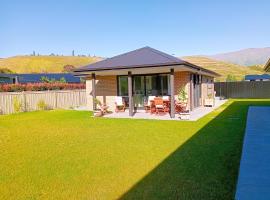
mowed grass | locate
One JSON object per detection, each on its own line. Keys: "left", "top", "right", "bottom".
{"left": 0, "top": 99, "right": 270, "bottom": 200}
{"left": 0, "top": 56, "right": 101, "bottom": 73}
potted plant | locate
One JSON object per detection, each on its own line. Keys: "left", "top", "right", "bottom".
{"left": 93, "top": 98, "right": 110, "bottom": 117}
{"left": 204, "top": 93, "right": 214, "bottom": 107}
{"left": 177, "top": 86, "right": 188, "bottom": 104}
{"left": 177, "top": 87, "right": 190, "bottom": 120}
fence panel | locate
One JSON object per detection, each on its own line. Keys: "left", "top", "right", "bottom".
{"left": 214, "top": 82, "right": 270, "bottom": 98}
{"left": 0, "top": 89, "right": 86, "bottom": 115}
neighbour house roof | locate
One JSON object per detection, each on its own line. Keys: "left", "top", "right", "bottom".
{"left": 74, "top": 46, "right": 219, "bottom": 77}
{"left": 0, "top": 73, "right": 81, "bottom": 83}
{"left": 264, "top": 59, "right": 270, "bottom": 72}
{"left": 0, "top": 73, "right": 17, "bottom": 78}
{"left": 16, "top": 73, "right": 81, "bottom": 83}
{"left": 245, "top": 74, "right": 270, "bottom": 81}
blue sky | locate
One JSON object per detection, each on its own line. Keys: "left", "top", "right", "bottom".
{"left": 1, "top": 0, "right": 270, "bottom": 58}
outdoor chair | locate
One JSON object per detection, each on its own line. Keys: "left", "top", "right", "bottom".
{"left": 144, "top": 96, "right": 155, "bottom": 113}
{"left": 115, "top": 96, "right": 126, "bottom": 112}
{"left": 154, "top": 97, "right": 166, "bottom": 114}
{"left": 175, "top": 101, "right": 188, "bottom": 113}
{"left": 162, "top": 96, "right": 170, "bottom": 101}
{"left": 162, "top": 96, "right": 170, "bottom": 112}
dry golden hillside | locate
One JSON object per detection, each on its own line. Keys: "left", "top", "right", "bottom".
{"left": 0, "top": 56, "right": 102, "bottom": 73}
{"left": 182, "top": 56, "right": 263, "bottom": 81}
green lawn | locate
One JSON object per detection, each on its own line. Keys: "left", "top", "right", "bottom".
{"left": 0, "top": 99, "right": 270, "bottom": 200}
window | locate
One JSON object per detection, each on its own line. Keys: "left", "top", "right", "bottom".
{"left": 118, "top": 76, "right": 128, "bottom": 96}
{"left": 117, "top": 74, "right": 170, "bottom": 97}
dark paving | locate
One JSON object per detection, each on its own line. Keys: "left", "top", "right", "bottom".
{"left": 235, "top": 106, "right": 270, "bottom": 200}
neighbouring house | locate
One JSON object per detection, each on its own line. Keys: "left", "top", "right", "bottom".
{"left": 264, "top": 58, "right": 270, "bottom": 72}
{"left": 0, "top": 74, "right": 18, "bottom": 84}
{"left": 245, "top": 74, "right": 270, "bottom": 81}
{"left": 74, "top": 47, "right": 219, "bottom": 118}
{"left": 0, "top": 73, "right": 81, "bottom": 84}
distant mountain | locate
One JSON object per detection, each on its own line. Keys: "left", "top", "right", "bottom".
{"left": 207, "top": 47, "right": 270, "bottom": 66}
{"left": 182, "top": 56, "right": 263, "bottom": 81}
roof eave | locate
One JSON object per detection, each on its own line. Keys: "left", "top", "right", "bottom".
{"left": 73, "top": 62, "right": 219, "bottom": 77}
{"left": 264, "top": 59, "right": 270, "bottom": 72}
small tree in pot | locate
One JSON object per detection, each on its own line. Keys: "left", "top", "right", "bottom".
{"left": 177, "top": 86, "right": 188, "bottom": 103}
{"left": 204, "top": 93, "right": 214, "bottom": 107}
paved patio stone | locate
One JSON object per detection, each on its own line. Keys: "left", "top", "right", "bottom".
{"left": 103, "top": 99, "right": 227, "bottom": 121}
{"left": 235, "top": 106, "right": 270, "bottom": 200}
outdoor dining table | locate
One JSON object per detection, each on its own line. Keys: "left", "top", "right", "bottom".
{"left": 150, "top": 99, "right": 170, "bottom": 113}
{"left": 149, "top": 99, "right": 187, "bottom": 114}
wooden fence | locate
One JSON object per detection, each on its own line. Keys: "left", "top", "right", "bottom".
{"left": 0, "top": 89, "right": 86, "bottom": 115}
{"left": 214, "top": 82, "right": 270, "bottom": 98}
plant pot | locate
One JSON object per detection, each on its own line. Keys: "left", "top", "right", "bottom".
{"left": 204, "top": 98, "right": 214, "bottom": 107}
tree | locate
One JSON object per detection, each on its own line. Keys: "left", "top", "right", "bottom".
{"left": 0, "top": 68, "right": 13, "bottom": 74}
{"left": 62, "top": 65, "right": 75, "bottom": 72}
{"left": 226, "top": 74, "right": 237, "bottom": 82}
{"left": 72, "top": 50, "right": 75, "bottom": 56}
{"left": 40, "top": 76, "right": 50, "bottom": 83}
{"left": 177, "top": 86, "right": 188, "bottom": 103}
{"left": 59, "top": 77, "right": 66, "bottom": 83}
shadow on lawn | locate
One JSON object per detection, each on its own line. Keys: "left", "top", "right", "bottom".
{"left": 119, "top": 100, "right": 270, "bottom": 200}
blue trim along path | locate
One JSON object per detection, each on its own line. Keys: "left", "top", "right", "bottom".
{"left": 235, "top": 106, "right": 270, "bottom": 200}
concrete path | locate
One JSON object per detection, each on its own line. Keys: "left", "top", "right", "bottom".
{"left": 235, "top": 106, "right": 270, "bottom": 200}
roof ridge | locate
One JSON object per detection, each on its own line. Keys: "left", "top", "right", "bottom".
{"left": 146, "top": 47, "right": 182, "bottom": 62}
{"left": 102, "top": 46, "right": 149, "bottom": 61}
{"left": 78, "top": 47, "right": 150, "bottom": 70}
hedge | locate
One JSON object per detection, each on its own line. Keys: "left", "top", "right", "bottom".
{"left": 0, "top": 83, "right": 85, "bottom": 92}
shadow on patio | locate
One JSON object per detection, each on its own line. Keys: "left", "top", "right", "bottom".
{"left": 118, "top": 100, "right": 270, "bottom": 200}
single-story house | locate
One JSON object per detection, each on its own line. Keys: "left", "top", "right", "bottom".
{"left": 0, "top": 73, "right": 81, "bottom": 84}
{"left": 264, "top": 59, "right": 270, "bottom": 72}
{"left": 0, "top": 73, "right": 18, "bottom": 84}
{"left": 245, "top": 74, "right": 270, "bottom": 81}
{"left": 74, "top": 46, "right": 219, "bottom": 118}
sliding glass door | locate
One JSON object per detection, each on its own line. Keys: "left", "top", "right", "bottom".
{"left": 145, "top": 75, "right": 170, "bottom": 96}
{"left": 117, "top": 74, "right": 170, "bottom": 108}
{"left": 133, "top": 76, "right": 145, "bottom": 108}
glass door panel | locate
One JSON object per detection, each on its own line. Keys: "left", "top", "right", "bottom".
{"left": 133, "top": 76, "right": 145, "bottom": 108}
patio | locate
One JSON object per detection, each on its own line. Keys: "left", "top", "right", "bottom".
{"left": 74, "top": 47, "right": 220, "bottom": 119}
{"left": 103, "top": 98, "right": 227, "bottom": 121}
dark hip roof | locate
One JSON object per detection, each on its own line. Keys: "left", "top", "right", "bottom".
{"left": 74, "top": 46, "right": 219, "bottom": 76}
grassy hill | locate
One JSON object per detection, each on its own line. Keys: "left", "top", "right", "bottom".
{"left": 0, "top": 56, "right": 101, "bottom": 73}
{"left": 0, "top": 55, "right": 266, "bottom": 81}
{"left": 182, "top": 56, "right": 264, "bottom": 81}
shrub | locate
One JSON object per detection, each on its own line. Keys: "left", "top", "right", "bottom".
{"left": 62, "top": 65, "right": 75, "bottom": 72}
{"left": 37, "top": 99, "right": 47, "bottom": 110}
{"left": 0, "top": 83, "right": 85, "bottom": 92}
{"left": 13, "top": 97, "right": 23, "bottom": 113}
{"left": 226, "top": 74, "right": 237, "bottom": 82}
{"left": 59, "top": 77, "right": 66, "bottom": 83}
{"left": 40, "top": 76, "right": 51, "bottom": 83}
{"left": 0, "top": 68, "right": 13, "bottom": 73}
{"left": 177, "top": 86, "right": 188, "bottom": 103}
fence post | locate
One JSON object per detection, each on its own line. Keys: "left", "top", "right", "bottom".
{"left": 55, "top": 91, "right": 58, "bottom": 108}
{"left": 79, "top": 90, "right": 81, "bottom": 106}
{"left": 23, "top": 91, "right": 27, "bottom": 112}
